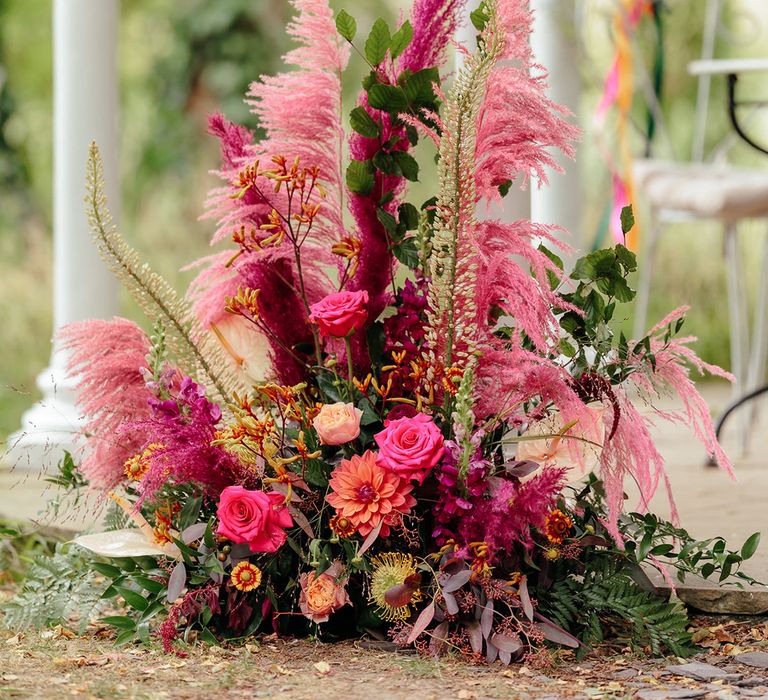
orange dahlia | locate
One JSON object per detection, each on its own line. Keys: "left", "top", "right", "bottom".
{"left": 325, "top": 451, "right": 416, "bottom": 537}
{"left": 230, "top": 561, "right": 262, "bottom": 592}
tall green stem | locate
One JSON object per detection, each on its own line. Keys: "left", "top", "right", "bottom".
{"left": 344, "top": 336, "right": 355, "bottom": 401}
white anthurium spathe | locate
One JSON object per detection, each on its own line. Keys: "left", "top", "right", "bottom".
{"left": 211, "top": 315, "right": 273, "bottom": 385}
{"left": 73, "top": 492, "right": 180, "bottom": 559}
{"left": 74, "top": 528, "right": 180, "bottom": 558}
{"left": 515, "top": 406, "right": 606, "bottom": 484}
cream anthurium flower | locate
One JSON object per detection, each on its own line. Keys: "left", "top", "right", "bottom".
{"left": 73, "top": 492, "right": 180, "bottom": 559}
{"left": 211, "top": 315, "right": 273, "bottom": 384}
{"left": 515, "top": 406, "right": 606, "bottom": 484}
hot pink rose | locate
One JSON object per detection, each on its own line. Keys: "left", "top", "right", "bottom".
{"left": 309, "top": 290, "right": 369, "bottom": 338}
{"left": 374, "top": 413, "right": 445, "bottom": 485}
{"left": 298, "top": 562, "right": 350, "bottom": 623}
{"left": 313, "top": 402, "right": 363, "bottom": 445}
{"left": 216, "top": 486, "right": 293, "bottom": 553}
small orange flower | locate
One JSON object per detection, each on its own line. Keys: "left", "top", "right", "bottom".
{"left": 230, "top": 561, "right": 263, "bottom": 592}
{"left": 544, "top": 509, "right": 573, "bottom": 544}
{"left": 441, "top": 366, "right": 464, "bottom": 396}
{"left": 123, "top": 443, "right": 163, "bottom": 481}
{"left": 544, "top": 547, "right": 560, "bottom": 562}
{"left": 331, "top": 236, "right": 362, "bottom": 277}
{"left": 329, "top": 514, "right": 356, "bottom": 539}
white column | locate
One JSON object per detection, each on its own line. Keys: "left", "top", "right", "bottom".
{"left": 456, "top": 0, "right": 533, "bottom": 223}
{"left": 6, "top": 0, "right": 121, "bottom": 471}
{"left": 530, "top": 0, "right": 583, "bottom": 252}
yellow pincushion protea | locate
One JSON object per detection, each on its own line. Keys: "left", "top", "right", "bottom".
{"left": 368, "top": 552, "right": 423, "bottom": 621}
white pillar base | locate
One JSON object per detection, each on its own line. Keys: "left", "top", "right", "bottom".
{"left": 4, "top": 364, "right": 84, "bottom": 473}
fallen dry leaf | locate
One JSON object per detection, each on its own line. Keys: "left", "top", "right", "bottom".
{"left": 53, "top": 655, "right": 111, "bottom": 668}
{"left": 313, "top": 661, "right": 331, "bottom": 675}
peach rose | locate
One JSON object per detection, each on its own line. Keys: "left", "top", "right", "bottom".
{"left": 298, "top": 562, "right": 350, "bottom": 623}
{"left": 309, "top": 290, "right": 368, "bottom": 338}
{"left": 313, "top": 402, "right": 363, "bottom": 445}
{"left": 515, "top": 407, "right": 605, "bottom": 484}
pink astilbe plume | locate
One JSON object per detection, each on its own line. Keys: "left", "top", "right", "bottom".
{"left": 458, "top": 468, "right": 567, "bottom": 556}
{"left": 58, "top": 318, "right": 153, "bottom": 489}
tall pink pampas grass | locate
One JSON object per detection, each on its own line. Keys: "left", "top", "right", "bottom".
{"left": 473, "top": 0, "right": 578, "bottom": 200}
{"left": 628, "top": 307, "right": 735, "bottom": 479}
{"left": 247, "top": 0, "right": 349, "bottom": 243}
{"left": 191, "top": 1, "right": 348, "bottom": 381}
{"left": 58, "top": 318, "right": 152, "bottom": 489}
{"left": 599, "top": 393, "right": 671, "bottom": 543}
{"left": 473, "top": 220, "right": 576, "bottom": 352}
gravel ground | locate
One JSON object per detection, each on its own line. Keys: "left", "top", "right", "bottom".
{"left": 2, "top": 617, "right": 768, "bottom": 699}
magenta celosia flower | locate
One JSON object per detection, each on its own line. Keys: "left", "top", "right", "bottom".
{"left": 431, "top": 438, "right": 490, "bottom": 543}
{"left": 125, "top": 376, "right": 248, "bottom": 503}
{"left": 384, "top": 278, "right": 428, "bottom": 357}
{"left": 457, "top": 468, "right": 567, "bottom": 555}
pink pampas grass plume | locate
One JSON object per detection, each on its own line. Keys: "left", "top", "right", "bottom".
{"left": 58, "top": 318, "right": 153, "bottom": 489}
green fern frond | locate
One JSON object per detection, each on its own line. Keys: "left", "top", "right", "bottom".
{"left": 539, "top": 557, "right": 695, "bottom": 658}
{"left": 2, "top": 544, "right": 107, "bottom": 633}
{"left": 102, "top": 499, "right": 131, "bottom": 531}
{"left": 85, "top": 142, "right": 239, "bottom": 403}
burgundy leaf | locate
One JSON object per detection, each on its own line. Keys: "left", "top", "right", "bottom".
{"left": 181, "top": 522, "right": 208, "bottom": 544}
{"left": 486, "top": 638, "right": 498, "bottom": 664}
{"left": 443, "top": 591, "right": 459, "bottom": 615}
{"left": 166, "top": 561, "right": 187, "bottom": 602}
{"left": 270, "top": 481, "right": 303, "bottom": 503}
{"left": 504, "top": 460, "right": 540, "bottom": 478}
{"left": 519, "top": 575, "right": 534, "bottom": 621}
{"left": 480, "top": 599, "right": 494, "bottom": 638}
{"left": 465, "top": 621, "right": 483, "bottom": 654}
{"left": 534, "top": 616, "right": 581, "bottom": 649}
{"left": 580, "top": 535, "right": 609, "bottom": 547}
{"left": 429, "top": 621, "right": 450, "bottom": 657}
{"left": 385, "top": 583, "right": 418, "bottom": 609}
{"left": 406, "top": 601, "right": 435, "bottom": 644}
{"left": 287, "top": 505, "right": 314, "bottom": 539}
{"left": 357, "top": 518, "right": 384, "bottom": 557}
{"left": 441, "top": 569, "right": 473, "bottom": 593}
{"left": 491, "top": 632, "right": 523, "bottom": 654}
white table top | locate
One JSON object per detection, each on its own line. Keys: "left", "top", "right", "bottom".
{"left": 689, "top": 58, "right": 768, "bottom": 76}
